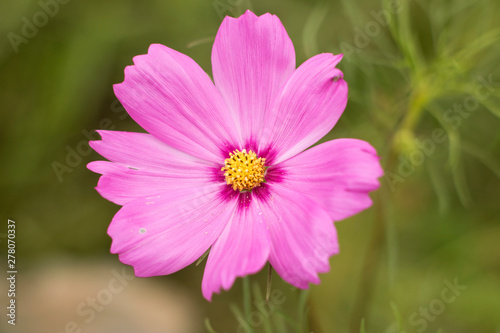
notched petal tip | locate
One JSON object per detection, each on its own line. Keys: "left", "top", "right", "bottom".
{"left": 113, "top": 45, "right": 153, "bottom": 85}
{"left": 224, "top": 10, "right": 285, "bottom": 31}
{"left": 88, "top": 140, "right": 100, "bottom": 152}
{"left": 147, "top": 43, "right": 166, "bottom": 53}
{"left": 242, "top": 9, "right": 258, "bottom": 17}
{"left": 94, "top": 129, "right": 108, "bottom": 138}
{"left": 316, "top": 52, "right": 343, "bottom": 68}
{"left": 116, "top": 44, "right": 165, "bottom": 86}
{"left": 113, "top": 67, "right": 134, "bottom": 91}
{"left": 115, "top": 251, "right": 150, "bottom": 278}
{"left": 131, "top": 264, "right": 151, "bottom": 278}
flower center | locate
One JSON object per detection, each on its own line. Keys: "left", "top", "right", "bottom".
{"left": 221, "top": 149, "right": 266, "bottom": 192}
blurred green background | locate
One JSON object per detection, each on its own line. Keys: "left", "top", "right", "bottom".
{"left": 1, "top": 0, "right": 499, "bottom": 332}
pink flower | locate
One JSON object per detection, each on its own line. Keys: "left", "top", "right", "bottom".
{"left": 88, "top": 10, "right": 383, "bottom": 301}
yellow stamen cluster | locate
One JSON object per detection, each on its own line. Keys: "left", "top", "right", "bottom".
{"left": 221, "top": 149, "right": 266, "bottom": 192}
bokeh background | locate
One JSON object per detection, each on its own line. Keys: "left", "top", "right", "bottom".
{"left": 1, "top": 0, "right": 499, "bottom": 332}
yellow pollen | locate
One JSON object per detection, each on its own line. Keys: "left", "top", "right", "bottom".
{"left": 221, "top": 149, "right": 266, "bottom": 192}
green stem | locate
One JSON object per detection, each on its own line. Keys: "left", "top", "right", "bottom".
{"left": 298, "top": 289, "right": 310, "bottom": 332}
{"left": 242, "top": 276, "right": 253, "bottom": 333}
{"left": 350, "top": 89, "right": 428, "bottom": 331}
{"left": 349, "top": 184, "right": 387, "bottom": 333}
{"left": 398, "top": 89, "right": 429, "bottom": 137}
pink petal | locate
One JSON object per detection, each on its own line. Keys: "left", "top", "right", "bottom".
{"left": 202, "top": 193, "right": 270, "bottom": 301}
{"left": 255, "top": 184, "right": 339, "bottom": 289}
{"left": 108, "top": 184, "right": 237, "bottom": 277}
{"left": 212, "top": 10, "right": 295, "bottom": 146}
{"left": 260, "top": 53, "right": 347, "bottom": 164}
{"left": 114, "top": 44, "right": 240, "bottom": 162}
{"left": 90, "top": 130, "right": 215, "bottom": 170}
{"left": 87, "top": 131, "right": 218, "bottom": 205}
{"left": 88, "top": 161, "right": 218, "bottom": 206}
{"left": 275, "top": 139, "right": 383, "bottom": 221}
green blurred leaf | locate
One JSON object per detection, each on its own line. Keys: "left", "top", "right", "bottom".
{"left": 426, "top": 161, "right": 450, "bottom": 214}
{"left": 390, "top": 301, "right": 403, "bottom": 332}
{"left": 461, "top": 141, "right": 500, "bottom": 179}
{"left": 360, "top": 318, "right": 366, "bottom": 333}
{"left": 451, "top": 159, "right": 472, "bottom": 208}
{"left": 302, "top": 1, "right": 329, "bottom": 58}
{"left": 204, "top": 318, "right": 220, "bottom": 333}
{"left": 297, "top": 289, "right": 310, "bottom": 333}
{"left": 252, "top": 282, "right": 273, "bottom": 333}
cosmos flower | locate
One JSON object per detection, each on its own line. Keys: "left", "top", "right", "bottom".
{"left": 88, "top": 10, "right": 383, "bottom": 301}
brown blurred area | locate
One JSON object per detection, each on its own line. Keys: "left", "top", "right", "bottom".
{"left": 0, "top": 259, "right": 202, "bottom": 333}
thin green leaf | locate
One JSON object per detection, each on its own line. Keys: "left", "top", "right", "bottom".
{"left": 302, "top": 1, "right": 330, "bottom": 58}
{"left": 455, "top": 28, "right": 500, "bottom": 65}
{"left": 339, "top": 0, "right": 363, "bottom": 27}
{"left": 230, "top": 304, "right": 251, "bottom": 333}
{"left": 252, "top": 282, "right": 273, "bottom": 333}
{"left": 390, "top": 301, "right": 403, "bottom": 332}
{"left": 274, "top": 307, "right": 297, "bottom": 328}
{"left": 391, "top": 0, "right": 424, "bottom": 73}
{"left": 479, "top": 98, "right": 500, "bottom": 119}
{"left": 451, "top": 160, "right": 472, "bottom": 208}
{"left": 385, "top": 186, "right": 398, "bottom": 286}
{"left": 427, "top": 103, "right": 461, "bottom": 169}
{"left": 204, "top": 318, "right": 220, "bottom": 333}
{"left": 273, "top": 312, "right": 289, "bottom": 333}
{"left": 426, "top": 161, "right": 450, "bottom": 214}
{"left": 187, "top": 36, "right": 215, "bottom": 49}
{"left": 461, "top": 141, "right": 500, "bottom": 179}
{"left": 266, "top": 263, "right": 273, "bottom": 301}
{"left": 196, "top": 248, "right": 210, "bottom": 266}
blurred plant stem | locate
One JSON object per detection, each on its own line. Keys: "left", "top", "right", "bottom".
{"left": 350, "top": 181, "right": 388, "bottom": 333}
{"left": 350, "top": 89, "right": 427, "bottom": 331}
{"left": 399, "top": 87, "right": 430, "bottom": 140}
{"left": 242, "top": 276, "right": 254, "bottom": 333}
